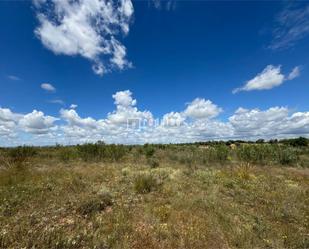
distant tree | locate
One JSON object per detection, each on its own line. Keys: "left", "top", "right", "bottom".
{"left": 256, "top": 139, "right": 265, "bottom": 144}
{"left": 281, "top": 137, "right": 308, "bottom": 147}
{"left": 291, "top": 137, "right": 308, "bottom": 147}
{"left": 269, "top": 139, "right": 278, "bottom": 144}
{"left": 96, "top": 140, "right": 105, "bottom": 145}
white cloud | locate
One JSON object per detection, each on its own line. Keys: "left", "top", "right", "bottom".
{"left": 1, "top": 90, "right": 309, "bottom": 146}
{"left": 270, "top": 4, "right": 309, "bottom": 50}
{"left": 287, "top": 66, "right": 301, "bottom": 80}
{"left": 151, "top": 0, "right": 176, "bottom": 11}
{"left": 285, "top": 112, "right": 309, "bottom": 135}
{"left": 19, "top": 110, "right": 58, "bottom": 134}
{"left": 162, "top": 112, "right": 185, "bottom": 126}
{"left": 34, "top": 0, "right": 134, "bottom": 76}
{"left": 184, "top": 98, "right": 222, "bottom": 119}
{"left": 229, "top": 107, "right": 289, "bottom": 137}
{"left": 0, "top": 108, "right": 22, "bottom": 138}
{"left": 33, "top": 0, "right": 46, "bottom": 7}
{"left": 109, "top": 37, "right": 132, "bottom": 69}
{"left": 108, "top": 90, "right": 152, "bottom": 125}
{"left": 49, "top": 99, "right": 64, "bottom": 105}
{"left": 0, "top": 108, "right": 58, "bottom": 140}
{"left": 70, "top": 104, "right": 78, "bottom": 109}
{"left": 60, "top": 108, "right": 108, "bottom": 143}
{"left": 60, "top": 109, "right": 100, "bottom": 129}
{"left": 41, "top": 83, "right": 56, "bottom": 92}
{"left": 0, "top": 108, "right": 22, "bottom": 122}
{"left": 112, "top": 90, "right": 136, "bottom": 107}
{"left": 92, "top": 62, "right": 105, "bottom": 76}
{"left": 233, "top": 65, "right": 300, "bottom": 93}
{"left": 229, "top": 107, "right": 309, "bottom": 138}
{"left": 7, "top": 75, "right": 21, "bottom": 81}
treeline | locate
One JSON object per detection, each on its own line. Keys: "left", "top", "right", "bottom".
{"left": 187, "top": 136, "right": 309, "bottom": 147}
{"left": 0, "top": 136, "right": 308, "bottom": 150}
{"left": 0, "top": 137, "right": 308, "bottom": 169}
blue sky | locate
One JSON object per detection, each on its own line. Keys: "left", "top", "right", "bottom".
{"left": 1, "top": 0, "right": 309, "bottom": 145}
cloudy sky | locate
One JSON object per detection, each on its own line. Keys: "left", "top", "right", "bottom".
{"left": 1, "top": 0, "right": 309, "bottom": 146}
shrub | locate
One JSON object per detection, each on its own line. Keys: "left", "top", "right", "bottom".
{"left": 214, "top": 144, "right": 229, "bottom": 163}
{"left": 77, "top": 143, "right": 102, "bottom": 161}
{"left": 143, "top": 144, "right": 155, "bottom": 158}
{"left": 77, "top": 194, "right": 113, "bottom": 215}
{"left": 235, "top": 163, "right": 252, "bottom": 181}
{"left": 97, "top": 185, "right": 112, "bottom": 197}
{"left": 148, "top": 158, "right": 160, "bottom": 168}
{"left": 7, "top": 146, "right": 37, "bottom": 166}
{"left": 236, "top": 144, "right": 274, "bottom": 165}
{"left": 58, "top": 147, "right": 77, "bottom": 162}
{"left": 286, "top": 137, "right": 308, "bottom": 147}
{"left": 77, "top": 143, "right": 127, "bottom": 162}
{"left": 104, "top": 144, "right": 127, "bottom": 162}
{"left": 197, "top": 145, "right": 230, "bottom": 165}
{"left": 235, "top": 144, "right": 300, "bottom": 166}
{"left": 278, "top": 147, "right": 298, "bottom": 165}
{"left": 134, "top": 174, "right": 158, "bottom": 194}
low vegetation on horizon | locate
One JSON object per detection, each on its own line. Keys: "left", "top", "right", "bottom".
{"left": 0, "top": 137, "right": 308, "bottom": 248}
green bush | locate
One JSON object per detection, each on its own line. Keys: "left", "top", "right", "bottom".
{"left": 236, "top": 144, "right": 273, "bottom": 165}
{"left": 277, "top": 147, "right": 298, "bottom": 165}
{"left": 7, "top": 146, "right": 37, "bottom": 165}
{"left": 282, "top": 137, "right": 308, "bottom": 147}
{"left": 213, "top": 144, "right": 229, "bottom": 163}
{"left": 58, "top": 147, "right": 78, "bottom": 162}
{"left": 104, "top": 144, "right": 127, "bottom": 162}
{"left": 77, "top": 143, "right": 127, "bottom": 162}
{"left": 134, "top": 174, "right": 158, "bottom": 194}
{"left": 77, "top": 194, "right": 113, "bottom": 215}
{"left": 147, "top": 158, "right": 160, "bottom": 168}
{"left": 77, "top": 143, "right": 102, "bottom": 161}
{"left": 236, "top": 144, "right": 299, "bottom": 166}
{"left": 143, "top": 144, "right": 155, "bottom": 158}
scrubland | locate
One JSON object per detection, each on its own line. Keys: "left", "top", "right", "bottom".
{"left": 0, "top": 139, "right": 308, "bottom": 249}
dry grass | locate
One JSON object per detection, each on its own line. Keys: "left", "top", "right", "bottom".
{"left": 0, "top": 145, "right": 308, "bottom": 249}
{"left": 1, "top": 165, "right": 308, "bottom": 249}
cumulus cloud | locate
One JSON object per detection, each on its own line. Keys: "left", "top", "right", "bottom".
{"left": 41, "top": 83, "right": 56, "bottom": 92}
{"left": 233, "top": 65, "right": 300, "bottom": 93}
{"left": 34, "top": 0, "right": 134, "bottom": 76}
{"left": 270, "top": 4, "right": 309, "bottom": 50}
{"left": 229, "top": 107, "right": 309, "bottom": 138}
{"left": 229, "top": 107, "right": 289, "bottom": 137}
{"left": 0, "top": 108, "right": 22, "bottom": 123}
{"left": 19, "top": 110, "right": 58, "bottom": 134}
{"left": 0, "top": 108, "right": 22, "bottom": 138}
{"left": 60, "top": 109, "right": 99, "bottom": 129}
{"left": 108, "top": 90, "right": 152, "bottom": 125}
{"left": 0, "top": 107, "right": 58, "bottom": 140}
{"left": 112, "top": 90, "right": 136, "bottom": 107}
{"left": 162, "top": 112, "right": 185, "bottom": 126}
{"left": 70, "top": 104, "right": 78, "bottom": 109}
{"left": 1, "top": 90, "right": 309, "bottom": 146}
{"left": 184, "top": 98, "right": 222, "bottom": 119}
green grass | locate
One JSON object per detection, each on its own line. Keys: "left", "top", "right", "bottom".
{"left": 0, "top": 143, "right": 308, "bottom": 248}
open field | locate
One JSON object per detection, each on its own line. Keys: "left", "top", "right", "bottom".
{"left": 0, "top": 140, "right": 308, "bottom": 249}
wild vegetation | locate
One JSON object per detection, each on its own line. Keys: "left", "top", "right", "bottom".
{"left": 0, "top": 137, "right": 308, "bottom": 248}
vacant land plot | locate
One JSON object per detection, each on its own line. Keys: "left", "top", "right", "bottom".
{"left": 0, "top": 142, "right": 308, "bottom": 248}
